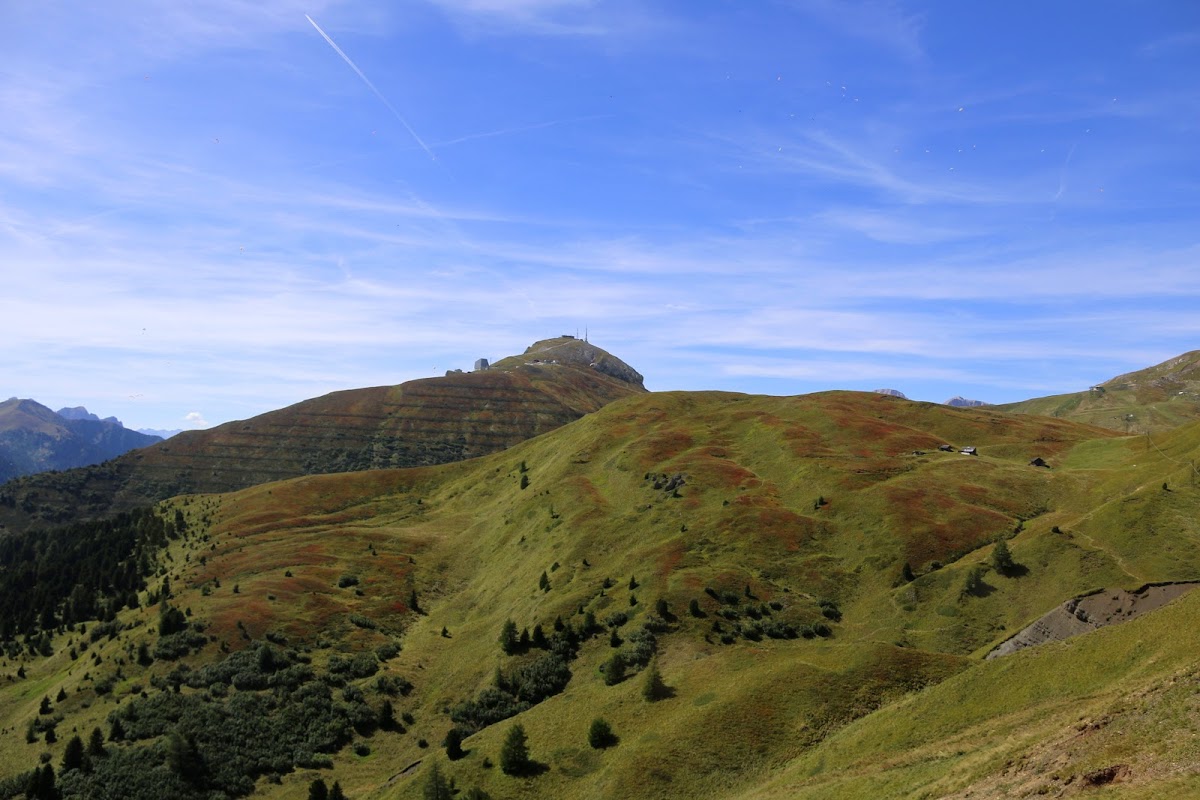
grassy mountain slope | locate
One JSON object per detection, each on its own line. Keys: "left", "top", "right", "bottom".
{"left": 998, "top": 350, "right": 1200, "bottom": 434}
{"left": 0, "top": 338, "right": 643, "bottom": 534}
{"left": 6, "top": 390, "right": 1200, "bottom": 798}
{"left": 0, "top": 398, "right": 161, "bottom": 483}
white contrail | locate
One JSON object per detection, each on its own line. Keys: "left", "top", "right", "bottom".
{"left": 1054, "top": 143, "right": 1076, "bottom": 201}
{"left": 304, "top": 14, "right": 437, "bottom": 161}
{"left": 432, "top": 114, "right": 613, "bottom": 149}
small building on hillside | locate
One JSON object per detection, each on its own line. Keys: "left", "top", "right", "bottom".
{"left": 938, "top": 444, "right": 954, "bottom": 452}
{"left": 960, "top": 446, "right": 978, "bottom": 456}
{"left": 1029, "top": 457, "right": 1050, "bottom": 468}
{"left": 474, "top": 358, "right": 490, "bottom": 371}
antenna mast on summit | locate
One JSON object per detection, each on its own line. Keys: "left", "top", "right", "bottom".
{"left": 585, "top": 326, "right": 588, "bottom": 343}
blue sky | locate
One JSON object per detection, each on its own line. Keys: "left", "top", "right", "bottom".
{"left": 3, "top": 1, "right": 1199, "bottom": 430}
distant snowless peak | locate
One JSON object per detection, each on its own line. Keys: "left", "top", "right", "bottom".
{"left": 57, "top": 406, "right": 123, "bottom": 426}
{"left": 945, "top": 396, "right": 990, "bottom": 407}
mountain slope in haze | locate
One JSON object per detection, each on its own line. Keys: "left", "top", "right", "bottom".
{"left": 55, "top": 406, "right": 121, "bottom": 425}
{"left": 0, "top": 398, "right": 161, "bottom": 484}
{"left": 1000, "top": 349, "right": 1200, "bottom": 433}
{"left": 0, "top": 337, "right": 644, "bottom": 533}
{"left": 10, "top": 389, "right": 1200, "bottom": 799}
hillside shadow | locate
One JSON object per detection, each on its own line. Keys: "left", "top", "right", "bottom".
{"left": 649, "top": 685, "right": 677, "bottom": 701}
{"left": 508, "top": 760, "right": 549, "bottom": 777}
{"left": 963, "top": 580, "right": 997, "bottom": 599}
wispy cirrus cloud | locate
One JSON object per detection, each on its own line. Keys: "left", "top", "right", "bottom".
{"left": 421, "top": 0, "right": 610, "bottom": 36}
{"left": 789, "top": 0, "right": 926, "bottom": 61}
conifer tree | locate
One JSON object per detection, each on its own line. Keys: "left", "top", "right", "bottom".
{"left": 499, "top": 619, "right": 519, "bottom": 655}
{"left": 588, "top": 718, "right": 616, "bottom": 749}
{"left": 499, "top": 724, "right": 530, "bottom": 775}
{"left": 604, "top": 652, "right": 626, "bottom": 686}
{"left": 444, "top": 727, "right": 466, "bottom": 760}
{"left": 61, "top": 734, "right": 86, "bottom": 772}
{"left": 87, "top": 727, "right": 106, "bottom": 759}
{"left": 642, "top": 660, "right": 669, "bottom": 701}
{"left": 991, "top": 539, "right": 1016, "bottom": 575}
{"left": 33, "top": 764, "right": 56, "bottom": 800}
{"left": 422, "top": 762, "right": 452, "bottom": 800}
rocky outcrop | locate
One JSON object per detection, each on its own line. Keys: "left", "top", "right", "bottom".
{"left": 987, "top": 582, "right": 1200, "bottom": 658}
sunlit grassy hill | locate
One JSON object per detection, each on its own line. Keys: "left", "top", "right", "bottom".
{"left": 6, "top": 389, "right": 1200, "bottom": 798}
{"left": 0, "top": 338, "right": 643, "bottom": 535}
{"left": 999, "top": 350, "right": 1200, "bottom": 434}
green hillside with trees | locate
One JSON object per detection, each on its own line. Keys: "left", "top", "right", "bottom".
{"left": 3, "top": 387, "right": 1200, "bottom": 798}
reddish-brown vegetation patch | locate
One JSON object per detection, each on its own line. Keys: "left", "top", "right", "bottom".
{"left": 656, "top": 539, "right": 687, "bottom": 579}
{"left": 727, "top": 505, "right": 816, "bottom": 552}
{"left": 884, "top": 485, "right": 1013, "bottom": 565}
{"left": 782, "top": 425, "right": 833, "bottom": 457}
{"left": 676, "top": 451, "right": 758, "bottom": 490}
{"left": 635, "top": 429, "right": 695, "bottom": 466}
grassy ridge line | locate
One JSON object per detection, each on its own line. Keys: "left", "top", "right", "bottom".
{"left": 998, "top": 350, "right": 1200, "bottom": 435}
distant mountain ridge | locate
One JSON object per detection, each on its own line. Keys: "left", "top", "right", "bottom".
{"left": 0, "top": 398, "right": 161, "bottom": 484}
{"left": 945, "top": 396, "right": 989, "bottom": 408}
{"left": 56, "top": 406, "right": 122, "bottom": 425}
{"left": 0, "top": 337, "right": 644, "bottom": 533}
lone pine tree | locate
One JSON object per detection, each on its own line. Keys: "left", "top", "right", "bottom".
{"left": 500, "top": 723, "right": 531, "bottom": 775}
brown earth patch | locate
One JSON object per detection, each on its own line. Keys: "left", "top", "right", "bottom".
{"left": 1082, "top": 763, "right": 1129, "bottom": 786}
{"left": 988, "top": 582, "right": 1200, "bottom": 658}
